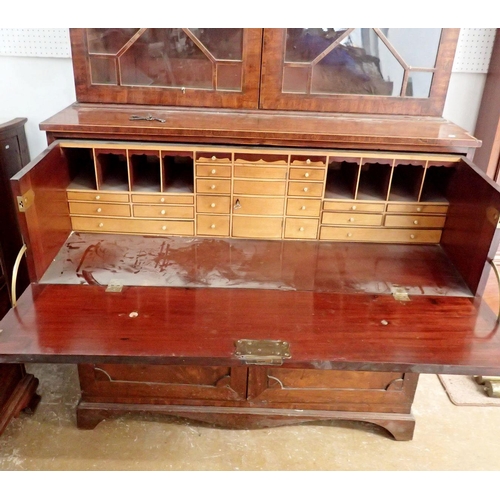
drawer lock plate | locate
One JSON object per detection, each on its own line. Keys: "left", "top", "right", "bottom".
{"left": 235, "top": 339, "right": 291, "bottom": 365}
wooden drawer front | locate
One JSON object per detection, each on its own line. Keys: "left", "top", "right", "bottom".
{"left": 67, "top": 191, "right": 129, "bottom": 203}
{"left": 131, "top": 193, "right": 194, "bottom": 205}
{"left": 233, "top": 180, "right": 286, "bottom": 196}
{"left": 234, "top": 165, "right": 287, "bottom": 180}
{"left": 196, "top": 164, "right": 232, "bottom": 178}
{"left": 290, "top": 155, "right": 326, "bottom": 167}
{"left": 196, "top": 195, "right": 231, "bottom": 214}
{"left": 133, "top": 205, "right": 194, "bottom": 219}
{"left": 232, "top": 196, "right": 284, "bottom": 215}
{"left": 322, "top": 212, "right": 383, "bottom": 226}
{"left": 323, "top": 200, "right": 385, "bottom": 212}
{"left": 289, "top": 167, "right": 325, "bottom": 181}
{"left": 285, "top": 218, "right": 319, "bottom": 239}
{"left": 196, "top": 215, "right": 230, "bottom": 236}
{"left": 248, "top": 368, "right": 415, "bottom": 409}
{"left": 320, "top": 227, "right": 442, "bottom": 243}
{"left": 286, "top": 198, "right": 322, "bottom": 217}
{"left": 196, "top": 179, "right": 231, "bottom": 194}
{"left": 81, "top": 364, "right": 247, "bottom": 401}
{"left": 71, "top": 217, "right": 194, "bottom": 236}
{"left": 288, "top": 181, "right": 324, "bottom": 197}
{"left": 69, "top": 201, "right": 131, "bottom": 217}
{"left": 387, "top": 203, "right": 449, "bottom": 214}
{"left": 232, "top": 216, "right": 283, "bottom": 239}
{"left": 384, "top": 215, "right": 446, "bottom": 228}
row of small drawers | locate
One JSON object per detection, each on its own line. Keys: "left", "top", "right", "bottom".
{"left": 70, "top": 215, "right": 441, "bottom": 243}
{"left": 196, "top": 164, "right": 325, "bottom": 181}
{"left": 196, "top": 179, "right": 323, "bottom": 197}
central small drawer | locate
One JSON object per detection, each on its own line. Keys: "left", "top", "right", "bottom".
{"left": 233, "top": 180, "right": 286, "bottom": 196}
{"left": 133, "top": 205, "right": 194, "bottom": 219}
{"left": 234, "top": 166, "right": 287, "bottom": 180}
{"left": 232, "top": 196, "right": 284, "bottom": 215}
{"left": 286, "top": 198, "right": 322, "bottom": 217}
{"left": 69, "top": 201, "right": 131, "bottom": 217}
{"left": 322, "top": 212, "right": 383, "bottom": 226}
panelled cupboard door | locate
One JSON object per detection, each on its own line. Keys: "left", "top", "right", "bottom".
{"left": 259, "top": 28, "right": 459, "bottom": 116}
{"left": 70, "top": 28, "right": 263, "bottom": 109}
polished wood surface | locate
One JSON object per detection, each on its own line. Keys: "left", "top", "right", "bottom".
{"left": 39, "top": 104, "right": 481, "bottom": 153}
{"left": 1, "top": 281, "right": 500, "bottom": 375}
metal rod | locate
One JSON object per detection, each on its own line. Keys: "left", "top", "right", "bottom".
{"left": 11, "top": 244, "right": 27, "bottom": 308}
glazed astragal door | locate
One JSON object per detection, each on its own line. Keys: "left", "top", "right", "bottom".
{"left": 259, "top": 28, "right": 459, "bottom": 116}
{"left": 70, "top": 28, "right": 263, "bottom": 108}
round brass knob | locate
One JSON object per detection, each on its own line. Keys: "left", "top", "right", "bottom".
{"left": 211, "top": 224, "right": 216, "bottom": 229}
{"left": 160, "top": 197, "right": 165, "bottom": 202}
{"left": 306, "top": 159, "right": 311, "bottom": 164}
{"left": 161, "top": 210, "right": 166, "bottom": 215}
{"left": 349, "top": 217, "right": 355, "bottom": 222}
{"left": 210, "top": 203, "right": 216, "bottom": 208}
{"left": 162, "top": 225, "right": 167, "bottom": 231}
{"left": 211, "top": 169, "right": 217, "bottom": 174}
{"left": 95, "top": 195, "right": 101, "bottom": 200}
{"left": 303, "top": 187, "right": 309, "bottom": 192}
{"left": 96, "top": 207, "right": 102, "bottom": 213}
{"left": 304, "top": 172, "right": 310, "bottom": 178}
{"left": 211, "top": 156, "right": 216, "bottom": 161}
{"left": 410, "top": 234, "right": 415, "bottom": 239}
{"left": 301, "top": 206, "right": 306, "bottom": 210}
{"left": 211, "top": 184, "right": 216, "bottom": 190}
{"left": 413, "top": 220, "right": 419, "bottom": 225}
{"left": 347, "top": 232, "right": 353, "bottom": 237}
{"left": 98, "top": 223, "right": 104, "bottom": 228}
{"left": 417, "top": 207, "right": 422, "bottom": 212}
{"left": 351, "top": 205, "right": 356, "bottom": 210}
{"left": 299, "top": 227, "right": 305, "bottom": 232}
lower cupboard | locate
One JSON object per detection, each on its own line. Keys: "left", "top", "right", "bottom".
{"left": 76, "top": 364, "right": 419, "bottom": 441}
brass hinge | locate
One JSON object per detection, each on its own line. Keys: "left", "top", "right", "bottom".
{"left": 234, "top": 339, "right": 291, "bottom": 366}
{"left": 391, "top": 286, "right": 410, "bottom": 302}
{"left": 17, "top": 189, "right": 34, "bottom": 212}
{"left": 486, "top": 206, "right": 500, "bottom": 228}
{"left": 106, "top": 280, "right": 123, "bottom": 293}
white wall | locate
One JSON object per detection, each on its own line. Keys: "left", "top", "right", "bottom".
{"left": 0, "top": 54, "right": 488, "bottom": 160}
{"left": 0, "top": 56, "right": 76, "bottom": 159}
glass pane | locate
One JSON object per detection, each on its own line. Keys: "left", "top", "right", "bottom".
{"left": 189, "top": 28, "right": 243, "bottom": 61}
{"left": 387, "top": 28, "right": 442, "bottom": 68}
{"left": 87, "top": 29, "right": 140, "bottom": 55}
{"left": 90, "top": 56, "right": 117, "bottom": 84}
{"left": 406, "top": 72, "right": 434, "bottom": 98}
{"left": 119, "top": 29, "right": 213, "bottom": 89}
{"left": 217, "top": 63, "right": 242, "bottom": 90}
{"left": 283, "top": 66, "right": 309, "bottom": 93}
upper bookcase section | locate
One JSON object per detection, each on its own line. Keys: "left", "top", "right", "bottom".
{"left": 70, "top": 28, "right": 460, "bottom": 116}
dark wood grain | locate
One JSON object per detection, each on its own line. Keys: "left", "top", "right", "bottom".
{"left": 39, "top": 103, "right": 481, "bottom": 154}
{"left": 1, "top": 283, "right": 500, "bottom": 375}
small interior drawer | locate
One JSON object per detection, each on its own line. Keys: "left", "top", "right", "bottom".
{"left": 69, "top": 201, "right": 131, "bottom": 217}
{"left": 284, "top": 218, "right": 319, "bottom": 239}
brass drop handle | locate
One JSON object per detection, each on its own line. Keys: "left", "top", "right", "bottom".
{"left": 234, "top": 199, "right": 242, "bottom": 210}
{"left": 11, "top": 244, "right": 27, "bottom": 308}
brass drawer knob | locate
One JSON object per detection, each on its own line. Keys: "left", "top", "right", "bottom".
{"left": 161, "top": 209, "right": 166, "bottom": 215}
{"left": 349, "top": 217, "right": 355, "bottom": 222}
{"left": 304, "top": 172, "right": 310, "bottom": 178}
{"left": 162, "top": 225, "right": 167, "bottom": 231}
{"left": 303, "top": 187, "right": 309, "bottom": 192}
{"left": 211, "top": 224, "right": 216, "bottom": 229}
{"left": 299, "top": 227, "right": 305, "bottom": 232}
{"left": 417, "top": 207, "right": 422, "bottom": 212}
{"left": 211, "top": 156, "right": 216, "bottom": 161}
{"left": 410, "top": 234, "right": 415, "bottom": 239}
{"left": 351, "top": 205, "right": 356, "bottom": 210}
{"left": 306, "top": 159, "right": 311, "bottom": 164}
{"left": 211, "top": 169, "right": 217, "bottom": 174}
{"left": 95, "top": 195, "right": 101, "bottom": 200}
{"left": 98, "top": 223, "right": 104, "bottom": 228}
{"left": 210, "top": 203, "right": 216, "bottom": 208}
{"left": 413, "top": 220, "right": 419, "bottom": 225}
{"left": 347, "top": 232, "right": 353, "bottom": 237}
{"left": 211, "top": 184, "right": 216, "bottom": 190}
{"left": 160, "top": 197, "right": 165, "bottom": 203}
{"left": 301, "top": 206, "right": 306, "bottom": 210}
{"left": 96, "top": 207, "right": 102, "bottom": 213}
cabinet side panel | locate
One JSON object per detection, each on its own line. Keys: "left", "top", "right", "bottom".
{"left": 441, "top": 158, "right": 500, "bottom": 295}
{"left": 11, "top": 144, "right": 71, "bottom": 282}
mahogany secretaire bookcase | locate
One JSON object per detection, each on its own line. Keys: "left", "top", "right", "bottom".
{"left": 2, "top": 28, "right": 500, "bottom": 441}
